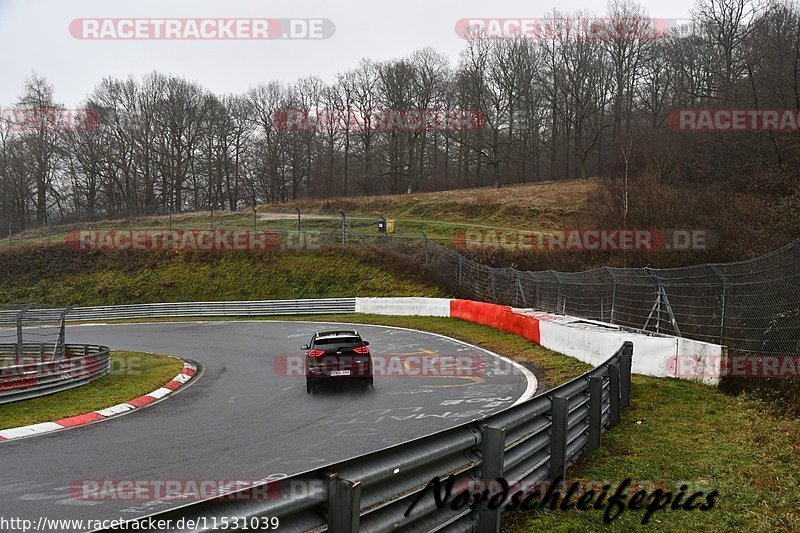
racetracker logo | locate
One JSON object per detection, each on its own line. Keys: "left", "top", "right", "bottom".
{"left": 452, "top": 229, "right": 712, "bottom": 252}
{"left": 273, "top": 108, "right": 486, "bottom": 132}
{"left": 454, "top": 18, "right": 692, "bottom": 40}
{"left": 1, "top": 108, "right": 100, "bottom": 133}
{"left": 70, "top": 479, "right": 282, "bottom": 501}
{"left": 274, "top": 354, "right": 489, "bottom": 378}
{"left": 669, "top": 354, "right": 800, "bottom": 379}
{"left": 66, "top": 230, "right": 280, "bottom": 252}
{"left": 68, "top": 18, "right": 335, "bottom": 40}
{"left": 667, "top": 109, "right": 800, "bottom": 131}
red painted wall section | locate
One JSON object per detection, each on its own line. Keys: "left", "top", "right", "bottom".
{"left": 450, "top": 300, "right": 540, "bottom": 344}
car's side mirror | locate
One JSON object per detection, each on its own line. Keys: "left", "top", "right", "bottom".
{"left": 301, "top": 344, "right": 309, "bottom": 350}
{"left": 363, "top": 341, "right": 370, "bottom": 346}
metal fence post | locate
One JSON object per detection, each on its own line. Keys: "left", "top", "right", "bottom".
{"left": 478, "top": 425, "right": 506, "bottom": 533}
{"left": 620, "top": 343, "right": 633, "bottom": 409}
{"left": 515, "top": 271, "right": 528, "bottom": 308}
{"left": 606, "top": 267, "right": 618, "bottom": 324}
{"left": 422, "top": 232, "right": 430, "bottom": 265}
{"left": 710, "top": 265, "right": 731, "bottom": 344}
{"left": 609, "top": 363, "right": 621, "bottom": 426}
{"left": 589, "top": 376, "right": 603, "bottom": 450}
{"left": 549, "top": 395, "right": 569, "bottom": 479}
{"left": 54, "top": 306, "right": 74, "bottom": 360}
{"left": 328, "top": 475, "right": 361, "bottom": 533}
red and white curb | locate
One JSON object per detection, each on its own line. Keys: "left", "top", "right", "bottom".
{"left": 0, "top": 360, "right": 197, "bottom": 442}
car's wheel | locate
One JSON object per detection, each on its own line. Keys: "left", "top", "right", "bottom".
{"left": 306, "top": 378, "right": 315, "bottom": 394}
{"left": 368, "top": 376, "right": 374, "bottom": 388}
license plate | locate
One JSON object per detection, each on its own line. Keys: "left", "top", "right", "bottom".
{"left": 330, "top": 370, "right": 351, "bottom": 376}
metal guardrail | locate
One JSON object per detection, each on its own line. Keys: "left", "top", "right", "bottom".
{"left": 0, "top": 344, "right": 111, "bottom": 404}
{"left": 121, "top": 342, "right": 632, "bottom": 533}
{"left": 65, "top": 299, "right": 358, "bottom": 322}
{"left": 0, "top": 300, "right": 353, "bottom": 404}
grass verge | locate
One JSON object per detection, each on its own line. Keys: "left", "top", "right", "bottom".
{"left": 0, "top": 351, "right": 184, "bottom": 430}
{"left": 501, "top": 375, "right": 800, "bottom": 532}
{"left": 0, "top": 249, "right": 442, "bottom": 306}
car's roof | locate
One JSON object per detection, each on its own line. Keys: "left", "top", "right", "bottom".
{"left": 315, "top": 330, "right": 360, "bottom": 340}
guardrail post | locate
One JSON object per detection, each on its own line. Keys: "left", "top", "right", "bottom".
{"left": 478, "top": 425, "right": 506, "bottom": 533}
{"left": 14, "top": 305, "right": 30, "bottom": 364}
{"left": 609, "top": 363, "right": 621, "bottom": 426}
{"left": 328, "top": 475, "right": 361, "bottom": 533}
{"left": 589, "top": 376, "right": 603, "bottom": 451}
{"left": 549, "top": 395, "right": 568, "bottom": 479}
{"left": 620, "top": 343, "right": 633, "bottom": 409}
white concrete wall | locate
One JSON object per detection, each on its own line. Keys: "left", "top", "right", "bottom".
{"left": 355, "top": 297, "right": 452, "bottom": 317}
{"left": 351, "top": 298, "right": 725, "bottom": 385}
{"left": 514, "top": 309, "right": 725, "bottom": 385}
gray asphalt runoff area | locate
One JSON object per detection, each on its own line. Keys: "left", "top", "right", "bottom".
{"left": 0, "top": 320, "right": 535, "bottom": 529}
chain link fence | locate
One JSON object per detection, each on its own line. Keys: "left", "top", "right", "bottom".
{"left": 384, "top": 236, "right": 800, "bottom": 359}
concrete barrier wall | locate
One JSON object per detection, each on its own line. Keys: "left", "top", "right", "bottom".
{"left": 514, "top": 309, "right": 724, "bottom": 385}
{"left": 354, "top": 297, "right": 451, "bottom": 317}
{"left": 351, "top": 297, "right": 725, "bottom": 385}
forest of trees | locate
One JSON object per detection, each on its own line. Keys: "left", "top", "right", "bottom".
{"left": 1, "top": 0, "right": 799, "bottom": 232}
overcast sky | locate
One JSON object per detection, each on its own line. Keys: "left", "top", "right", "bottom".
{"left": 0, "top": 0, "right": 695, "bottom": 107}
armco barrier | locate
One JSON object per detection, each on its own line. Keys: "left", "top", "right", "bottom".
{"left": 121, "top": 342, "right": 633, "bottom": 533}
{"left": 0, "top": 344, "right": 110, "bottom": 404}
{"left": 65, "top": 298, "right": 357, "bottom": 321}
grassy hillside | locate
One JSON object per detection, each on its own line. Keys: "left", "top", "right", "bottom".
{"left": 5, "top": 179, "right": 595, "bottom": 248}
{"left": 265, "top": 179, "right": 596, "bottom": 228}
{"left": 0, "top": 248, "right": 442, "bottom": 306}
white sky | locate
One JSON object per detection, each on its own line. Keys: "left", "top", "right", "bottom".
{"left": 0, "top": 0, "right": 695, "bottom": 107}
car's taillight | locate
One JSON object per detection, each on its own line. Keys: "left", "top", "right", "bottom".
{"left": 308, "top": 349, "right": 325, "bottom": 357}
{"left": 353, "top": 346, "right": 370, "bottom": 354}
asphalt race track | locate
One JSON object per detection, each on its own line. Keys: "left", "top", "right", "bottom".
{"left": 0, "top": 320, "right": 536, "bottom": 530}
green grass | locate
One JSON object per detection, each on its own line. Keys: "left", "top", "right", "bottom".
{"left": 0, "top": 351, "right": 184, "bottom": 429}
{"left": 501, "top": 376, "right": 800, "bottom": 532}
{"left": 0, "top": 249, "right": 443, "bottom": 306}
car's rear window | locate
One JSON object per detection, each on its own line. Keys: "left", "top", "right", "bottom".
{"left": 314, "top": 337, "right": 362, "bottom": 348}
